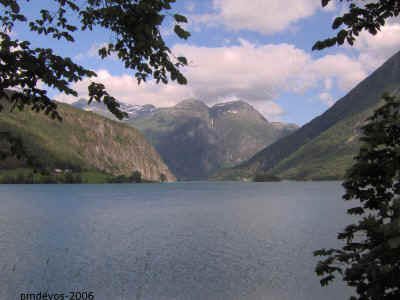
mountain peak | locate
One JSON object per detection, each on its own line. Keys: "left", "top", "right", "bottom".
{"left": 210, "top": 100, "right": 266, "bottom": 122}
{"left": 211, "top": 100, "right": 248, "bottom": 109}
{"left": 175, "top": 99, "right": 208, "bottom": 109}
{"left": 211, "top": 100, "right": 260, "bottom": 112}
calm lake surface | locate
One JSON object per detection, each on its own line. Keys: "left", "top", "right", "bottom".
{"left": 0, "top": 181, "right": 355, "bottom": 300}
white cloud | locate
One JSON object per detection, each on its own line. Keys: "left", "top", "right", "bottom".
{"left": 351, "top": 22, "right": 400, "bottom": 70}
{"left": 191, "top": 0, "right": 335, "bottom": 34}
{"left": 56, "top": 39, "right": 376, "bottom": 119}
{"left": 253, "top": 101, "right": 284, "bottom": 119}
{"left": 311, "top": 54, "right": 367, "bottom": 91}
{"left": 324, "top": 78, "right": 333, "bottom": 90}
{"left": 55, "top": 69, "right": 193, "bottom": 107}
{"left": 172, "top": 39, "right": 312, "bottom": 100}
{"left": 318, "top": 92, "right": 335, "bottom": 106}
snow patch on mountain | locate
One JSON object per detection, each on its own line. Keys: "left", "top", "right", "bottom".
{"left": 71, "top": 99, "right": 156, "bottom": 120}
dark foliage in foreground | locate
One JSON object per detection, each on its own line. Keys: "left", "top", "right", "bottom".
{"left": 0, "top": 0, "right": 189, "bottom": 120}
{"left": 314, "top": 94, "right": 400, "bottom": 300}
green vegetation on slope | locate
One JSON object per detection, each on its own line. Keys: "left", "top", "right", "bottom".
{"left": 0, "top": 168, "right": 151, "bottom": 184}
{"left": 0, "top": 103, "right": 89, "bottom": 171}
{"left": 270, "top": 103, "right": 382, "bottom": 180}
{"left": 0, "top": 100, "right": 176, "bottom": 182}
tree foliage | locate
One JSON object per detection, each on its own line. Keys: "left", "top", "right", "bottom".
{"left": 130, "top": 170, "right": 142, "bottom": 183}
{"left": 0, "top": 0, "right": 190, "bottom": 120}
{"left": 314, "top": 1, "right": 400, "bottom": 298}
{"left": 159, "top": 173, "right": 167, "bottom": 182}
{"left": 313, "top": 0, "right": 400, "bottom": 50}
{"left": 314, "top": 94, "right": 400, "bottom": 299}
{"left": 0, "top": 130, "right": 43, "bottom": 170}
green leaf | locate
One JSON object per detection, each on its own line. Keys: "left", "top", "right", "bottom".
{"left": 176, "top": 73, "right": 187, "bottom": 85}
{"left": 15, "top": 14, "right": 27, "bottom": 22}
{"left": 321, "top": 0, "right": 330, "bottom": 7}
{"left": 174, "top": 25, "right": 190, "bottom": 40}
{"left": 332, "top": 17, "right": 343, "bottom": 29}
{"left": 174, "top": 14, "right": 188, "bottom": 23}
{"left": 10, "top": 1, "right": 20, "bottom": 13}
{"left": 337, "top": 30, "right": 348, "bottom": 45}
{"left": 388, "top": 236, "right": 400, "bottom": 249}
{"left": 312, "top": 41, "right": 324, "bottom": 51}
{"left": 177, "top": 56, "right": 188, "bottom": 65}
{"left": 347, "top": 36, "right": 354, "bottom": 46}
{"left": 325, "top": 37, "right": 337, "bottom": 47}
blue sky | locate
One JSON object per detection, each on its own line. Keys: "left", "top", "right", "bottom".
{"left": 12, "top": 0, "right": 400, "bottom": 125}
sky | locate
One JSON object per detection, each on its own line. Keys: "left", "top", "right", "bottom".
{"left": 11, "top": 0, "right": 400, "bottom": 125}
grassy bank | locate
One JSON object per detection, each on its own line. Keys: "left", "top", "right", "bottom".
{"left": 0, "top": 168, "right": 157, "bottom": 184}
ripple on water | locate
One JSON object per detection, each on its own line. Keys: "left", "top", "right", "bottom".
{"left": 0, "top": 182, "right": 353, "bottom": 300}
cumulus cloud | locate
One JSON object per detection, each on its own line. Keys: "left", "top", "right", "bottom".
{"left": 190, "top": 0, "right": 335, "bottom": 34}
{"left": 56, "top": 39, "right": 377, "bottom": 120}
{"left": 253, "top": 101, "right": 284, "bottom": 119}
{"left": 351, "top": 22, "right": 400, "bottom": 70}
{"left": 324, "top": 78, "right": 333, "bottom": 90}
{"left": 55, "top": 69, "right": 193, "bottom": 107}
{"left": 318, "top": 92, "right": 335, "bottom": 107}
{"left": 310, "top": 54, "right": 367, "bottom": 91}
{"left": 172, "top": 39, "right": 312, "bottom": 100}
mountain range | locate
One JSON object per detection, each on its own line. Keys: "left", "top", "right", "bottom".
{"left": 217, "top": 50, "right": 400, "bottom": 180}
{"left": 5, "top": 49, "right": 400, "bottom": 182}
{"left": 73, "top": 99, "right": 298, "bottom": 180}
{"left": 72, "top": 98, "right": 156, "bottom": 120}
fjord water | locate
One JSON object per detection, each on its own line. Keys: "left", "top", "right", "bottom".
{"left": 0, "top": 182, "right": 353, "bottom": 300}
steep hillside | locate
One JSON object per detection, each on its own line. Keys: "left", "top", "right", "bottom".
{"left": 128, "top": 99, "right": 297, "bottom": 180}
{"left": 0, "top": 100, "right": 176, "bottom": 182}
{"left": 269, "top": 103, "right": 381, "bottom": 180}
{"left": 218, "top": 50, "right": 400, "bottom": 180}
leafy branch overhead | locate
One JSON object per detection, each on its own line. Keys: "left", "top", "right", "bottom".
{"left": 313, "top": 0, "right": 400, "bottom": 50}
{"left": 0, "top": 0, "right": 190, "bottom": 120}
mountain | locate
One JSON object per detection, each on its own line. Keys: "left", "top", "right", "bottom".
{"left": 0, "top": 100, "right": 176, "bottom": 182}
{"left": 127, "top": 99, "right": 297, "bottom": 180}
{"left": 72, "top": 99, "right": 156, "bottom": 120}
{"left": 218, "top": 50, "right": 400, "bottom": 180}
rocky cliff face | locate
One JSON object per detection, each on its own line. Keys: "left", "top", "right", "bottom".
{"left": 62, "top": 108, "right": 176, "bottom": 181}
{"left": 0, "top": 101, "right": 176, "bottom": 182}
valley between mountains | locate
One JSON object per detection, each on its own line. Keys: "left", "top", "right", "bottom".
{"left": 2, "top": 50, "right": 400, "bottom": 182}
{"left": 73, "top": 99, "right": 297, "bottom": 180}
